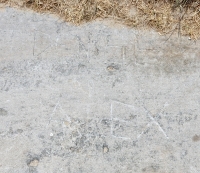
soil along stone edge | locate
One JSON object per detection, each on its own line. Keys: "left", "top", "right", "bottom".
{"left": 0, "top": 0, "right": 199, "bottom": 39}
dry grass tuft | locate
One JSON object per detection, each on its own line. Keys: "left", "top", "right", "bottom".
{"left": 0, "top": 0, "right": 200, "bottom": 39}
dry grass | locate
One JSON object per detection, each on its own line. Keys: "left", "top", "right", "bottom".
{"left": 0, "top": 0, "right": 200, "bottom": 39}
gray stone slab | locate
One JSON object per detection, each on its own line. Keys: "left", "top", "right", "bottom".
{"left": 0, "top": 7, "right": 200, "bottom": 173}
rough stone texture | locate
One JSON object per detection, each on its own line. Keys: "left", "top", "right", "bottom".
{"left": 0, "top": 7, "right": 200, "bottom": 173}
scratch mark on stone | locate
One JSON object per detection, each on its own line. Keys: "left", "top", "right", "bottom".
{"left": 113, "top": 117, "right": 128, "bottom": 123}
{"left": 108, "top": 45, "right": 121, "bottom": 48}
{"left": 122, "top": 46, "right": 126, "bottom": 60}
{"left": 52, "top": 101, "right": 60, "bottom": 114}
{"left": 152, "top": 120, "right": 169, "bottom": 139}
{"left": 110, "top": 103, "right": 113, "bottom": 136}
{"left": 110, "top": 103, "right": 131, "bottom": 140}
{"left": 143, "top": 105, "right": 169, "bottom": 139}
{"left": 112, "top": 135, "right": 131, "bottom": 140}
{"left": 76, "top": 129, "right": 82, "bottom": 138}
{"left": 36, "top": 45, "right": 52, "bottom": 57}
{"left": 59, "top": 104, "right": 71, "bottom": 123}
{"left": 55, "top": 37, "right": 59, "bottom": 48}
{"left": 88, "top": 80, "right": 94, "bottom": 98}
{"left": 2, "top": 80, "right": 7, "bottom": 91}
{"left": 112, "top": 100, "right": 135, "bottom": 110}
{"left": 137, "top": 122, "right": 152, "bottom": 140}
{"left": 33, "top": 30, "right": 36, "bottom": 56}
{"left": 48, "top": 101, "right": 60, "bottom": 125}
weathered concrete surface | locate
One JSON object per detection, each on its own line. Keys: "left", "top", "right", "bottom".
{"left": 1, "top": 7, "right": 200, "bottom": 173}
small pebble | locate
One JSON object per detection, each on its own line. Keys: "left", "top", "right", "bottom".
{"left": 29, "top": 159, "right": 39, "bottom": 167}
{"left": 64, "top": 121, "right": 70, "bottom": 126}
{"left": 103, "top": 145, "right": 109, "bottom": 153}
{"left": 50, "top": 133, "right": 53, "bottom": 137}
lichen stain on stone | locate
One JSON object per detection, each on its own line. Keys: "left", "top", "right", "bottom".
{"left": 0, "top": 108, "right": 8, "bottom": 116}
{"left": 192, "top": 135, "right": 200, "bottom": 142}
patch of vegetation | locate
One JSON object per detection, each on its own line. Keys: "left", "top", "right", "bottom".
{"left": 0, "top": 0, "right": 199, "bottom": 39}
